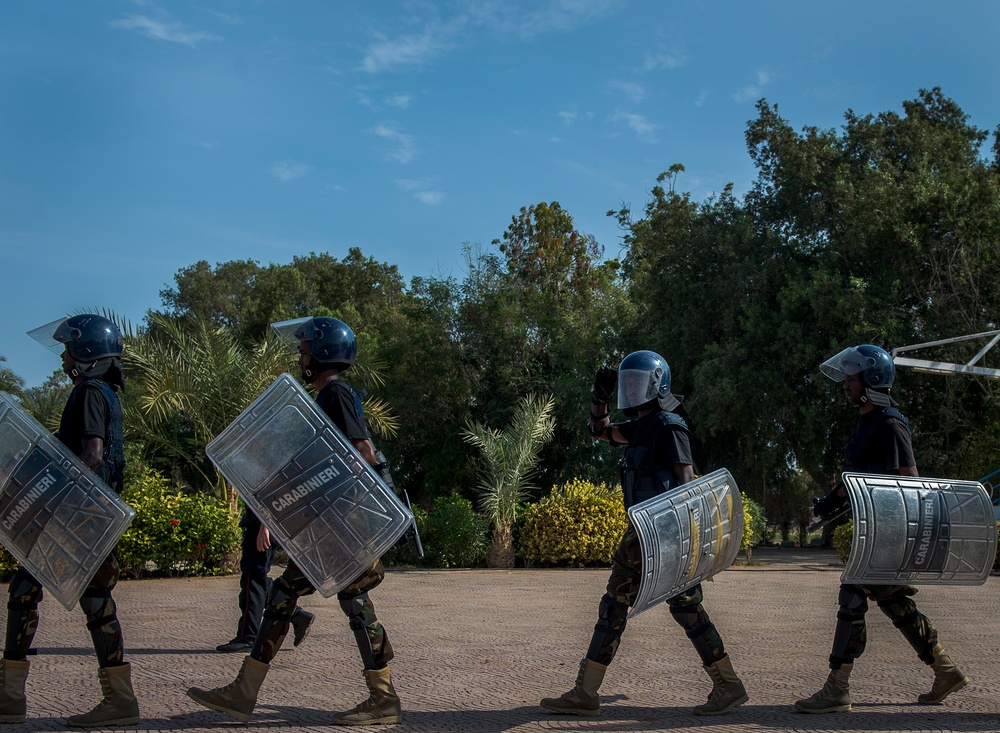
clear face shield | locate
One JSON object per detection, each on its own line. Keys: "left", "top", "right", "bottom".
{"left": 819, "top": 346, "right": 867, "bottom": 382}
{"left": 270, "top": 317, "right": 314, "bottom": 353}
{"left": 617, "top": 368, "right": 662, "bottom": 410}
{"left": 26, "top": 318, "right": 71, "bottom": 355}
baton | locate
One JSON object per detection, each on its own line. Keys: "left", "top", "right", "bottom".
{"left": 400, "top": 488, "right": 425, "bottom": 559}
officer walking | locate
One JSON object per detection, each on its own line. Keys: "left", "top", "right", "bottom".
{"left": 0, "top": 315, "right": 140, "bottom": 727}
{"left": 188, "top": 317, "right": 402, "bottom": 725}
{"left": 795, "top": 344, "right": 968, "bottom": 713}
{"left": 541, "top": 350, "right": 748, "bottom": 717}
{"left": 214, "top": 506, "right": 313, "bottom": 654}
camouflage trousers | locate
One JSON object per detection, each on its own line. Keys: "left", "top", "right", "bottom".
{"left": 829, "top": 583, "right": 939, "bottom": 669}
{"left": 586, "top": 526, "right": 726, "bottom": 667}
{"left": 4, "top": 554, "right": 124, "bottom": 668}
{"left": 252, "top": 558, "right": 393, "bottom": 670}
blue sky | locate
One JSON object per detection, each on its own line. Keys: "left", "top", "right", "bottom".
{"left": 2, "top": 1, "right": 999, "bottom": 386}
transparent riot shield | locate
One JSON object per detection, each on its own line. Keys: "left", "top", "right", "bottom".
{"left": 628, "top": 468, "right": 744, "bottom": 618}
{"left": 0, "top": 392, "right": 135, "bottom": 611}
{"left": 206, "top": 374, "right": 413, "bottom": 597}
{"left": 842, "top": 472, "right": 996, "bottom": 585}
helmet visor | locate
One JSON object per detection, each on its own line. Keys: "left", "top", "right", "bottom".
{"left": 27, "top": 318, "right": 71, "bottom": 355}
{"left": 820, "top": 346, "right": 867, "bottom": 382}
{"left": 618, "top": 368, "right": 660, "bottom": 410}
{"left": 270, "top": 317, "right": 313, "bottom": 352}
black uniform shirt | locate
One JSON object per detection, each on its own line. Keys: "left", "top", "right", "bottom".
{"left": 57, "top": 382, "right": 110, "bottom": 455}
{"left": 616, "top": 412, "right": 694, "bottom": 470}
{"left": 845, "top": 409, "right": 916, "bottom": 475}
{"left": 315, "top": 380, "right": 369, "bottom": 441}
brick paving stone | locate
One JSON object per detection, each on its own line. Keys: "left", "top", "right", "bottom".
{"left": 3, "top": 548, "right": 999, "bottom": 732}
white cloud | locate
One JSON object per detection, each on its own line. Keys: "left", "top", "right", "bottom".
{"left": 415, "top": 191, "right": 444, "bottom": 205}
{"left": 611, "top": 111, "right": 659, "bottom": 140}
{"left": 694, "top": 90, "right": 710, "bottom": 108}
{"left": 468, "top": 0, "right": 618, "bottom": 38}
{"left": 609, "top": 80, "right": 646, "bottom": 104}
{"left": 395, "top": 178, "right": 443, "bottom": 205}
{"left": 361, "top": 30, "right": 453, "bottom": 74}
{"left": 731, "top": 70, "right": 776, "bottom": 103}
{"left": 110, "top": 14, "right": 221, "bottom": 46}
{"left": 372, "top": 124, "right": 418, "bottom": 163}
{"left": 641, "top": 49, "right": 686, "bottom": 72}
{"left": 360, "top": 1, "right": 620, "bottom": 73}
{"left": 269, "top": 161, "right": 313, "bottom": 183}
{"left": 559, "top": 110, "right": 578, "bottom": 125}
{"left": 385, "top": 93, "right": 413, "bottom": 109}
{"left": 207, "top": 10, "right": 243, "bottom": 25}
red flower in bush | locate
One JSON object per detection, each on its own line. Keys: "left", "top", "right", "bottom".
{"left": 170, "top": 518, "right": 179, "bottom": 527}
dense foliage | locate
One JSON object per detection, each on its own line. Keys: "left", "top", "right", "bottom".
{"left": 520, "top": 479, "right": 628, "bottom": 566}
{"left": 8, "top": 88, "right": 1000, "bottom": 565}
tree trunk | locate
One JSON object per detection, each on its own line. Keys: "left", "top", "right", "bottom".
{"left": 486, "top": 523, "right": 515, "bottom": 568}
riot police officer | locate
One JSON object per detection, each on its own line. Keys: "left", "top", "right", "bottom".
{"left": 214, "top": 506, "right": 314, "bottom": 654}
{"left": 188, "top": 317, "right": 402, "bottom": 725}
{"left": 540, "top": 350, "right": 748, "bottom": 717}
{"left": 795, "top": 344, "right": 967, "bottom": 713}
{"left": 0, "top": 315, "right": 140, "bottom": 727}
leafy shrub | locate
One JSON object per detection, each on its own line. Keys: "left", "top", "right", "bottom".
{"left": 118, "top": 467, "right": 240, "bottom": 577}
{"left": 419, "top": 495, "right": 489, "bottom": 568}
{"left": 833, "top": 520, "right": 854, "bottom": 563}
{"left": 740, "top": 492, "right": 768, "bottom": 562}
{"left": 0, "top": 546, "right": 17, "bottom": 581}
{"left": 520, "top": 479, "right": 628, "bottom": 566}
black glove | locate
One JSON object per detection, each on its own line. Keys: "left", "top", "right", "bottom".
{"left": 812, "top": 491, "right": 847, "bottom": 520}
{"left": 592, "top": 366, "right": 618, "bottom": 404}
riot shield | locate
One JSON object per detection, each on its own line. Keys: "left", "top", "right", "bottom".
{"left": 842, "top": 472, "right": 996, "bottom": 585}
{"left": 0, "top": 392, "right": 135, "bottom": 611}
{"left": 628, "top": 468, "right": 744, "bottom": 618}
{"left": 206, "top": 374, "right": 413, "bottom": 597}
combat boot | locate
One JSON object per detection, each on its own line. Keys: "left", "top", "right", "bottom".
{"left": 66, "top": 663, "right": 140, "bottom": 728}
{"left": 291, "top": 608, "right": 315, "bottom": 647}
{"left": 540, "top": 658, "right": 607, "bottom": 716}
{"left": 0, "top": 659, "right": 29, "bottom": 723}
{"left": 794, "top": 664, "right": 853, "bottom": 713}
{"left": 693, "top": 655, "right": 748, "bottom": 715}
{"left": 187, "top": 655, "right": 269, "bottom": 723}
{"left": 332, "top": 666, "right": 401, "bottom": 725}
{"left": 918, "top": 644, "right": 968, "bottom": 704}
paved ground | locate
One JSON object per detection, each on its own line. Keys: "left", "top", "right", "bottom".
{"left": 6, "top": 547, "right": 1000, "bottom": 732}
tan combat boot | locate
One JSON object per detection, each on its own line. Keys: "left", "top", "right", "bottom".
{"left": 794, "top": 663, "right": 853, "bottom": 713}
{"left": 918, "top": 644, "right": 968, "bottom": 704}
{"left": 66, "top": 663, "right": 140, "bottom": 727}
{"left": 693, "top": 655, "right": 749, "bottom": 715}
{"left": 332, "top": 666, "right": 401, "bottom": 725}
{"left": 540, "top": 658, "right": 607, "bottom": 717}
{"left": 187, "top": 655, "right": 269, "bottom": 723}
{"left": 0, "top": 659, "right": 29, "bottom": 724}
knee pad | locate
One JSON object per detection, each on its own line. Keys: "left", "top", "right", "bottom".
{"left": 7, "top": 572, "right": 43, "bottom": 607}
{"left": 339, "top": 592, "right": 380, "bottom": 669}
{"left": 838, "top": 585, "right": 869, "bottom": 616}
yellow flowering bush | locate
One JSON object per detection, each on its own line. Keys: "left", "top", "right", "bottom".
{"left": 740, "top": 492, "right": 767, "bottom": 562}
{"left": 833, "top": 520, "right": 854, "bottom": 563}
{"left": 520, "top": 479, "right": 628, "bottom": 566}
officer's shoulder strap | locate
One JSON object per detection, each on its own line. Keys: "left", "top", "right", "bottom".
{"left": 658, "top": 411, "right": 690, "bottom": 434}
{"left": 325, "top": 379, "right": 366, "bottom": 422}
{"left": 879, "top": 406, "right": 910, "bottom": 433}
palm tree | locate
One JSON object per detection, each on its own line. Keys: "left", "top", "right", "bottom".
{"left": 0, "top": 355, "right": 24, "bottom": 396}
{"left": 462, "top": 393, "right": 556, "bottom": 568}
{"left": 123, "top": 313, "right": 397, "bottom": 501}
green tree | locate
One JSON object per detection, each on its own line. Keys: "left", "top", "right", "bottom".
{"left": 616, "top": 89, "right": 1000, "bottom": 519}
{"left": 462, "top": 393, "right": 556, "bottom": 568}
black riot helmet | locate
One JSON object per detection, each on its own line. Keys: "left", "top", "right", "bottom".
{"left": 53, "top": 315, "right": 123, "bottom": 362}
{"left": 820, "top": 344, "right": 896, "bottom": 406}
{"left": 293, "top": 317, "right": 357, "bottom": 372}
{"left": 617, "top": 350, "right": 682, "bottom": 415}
